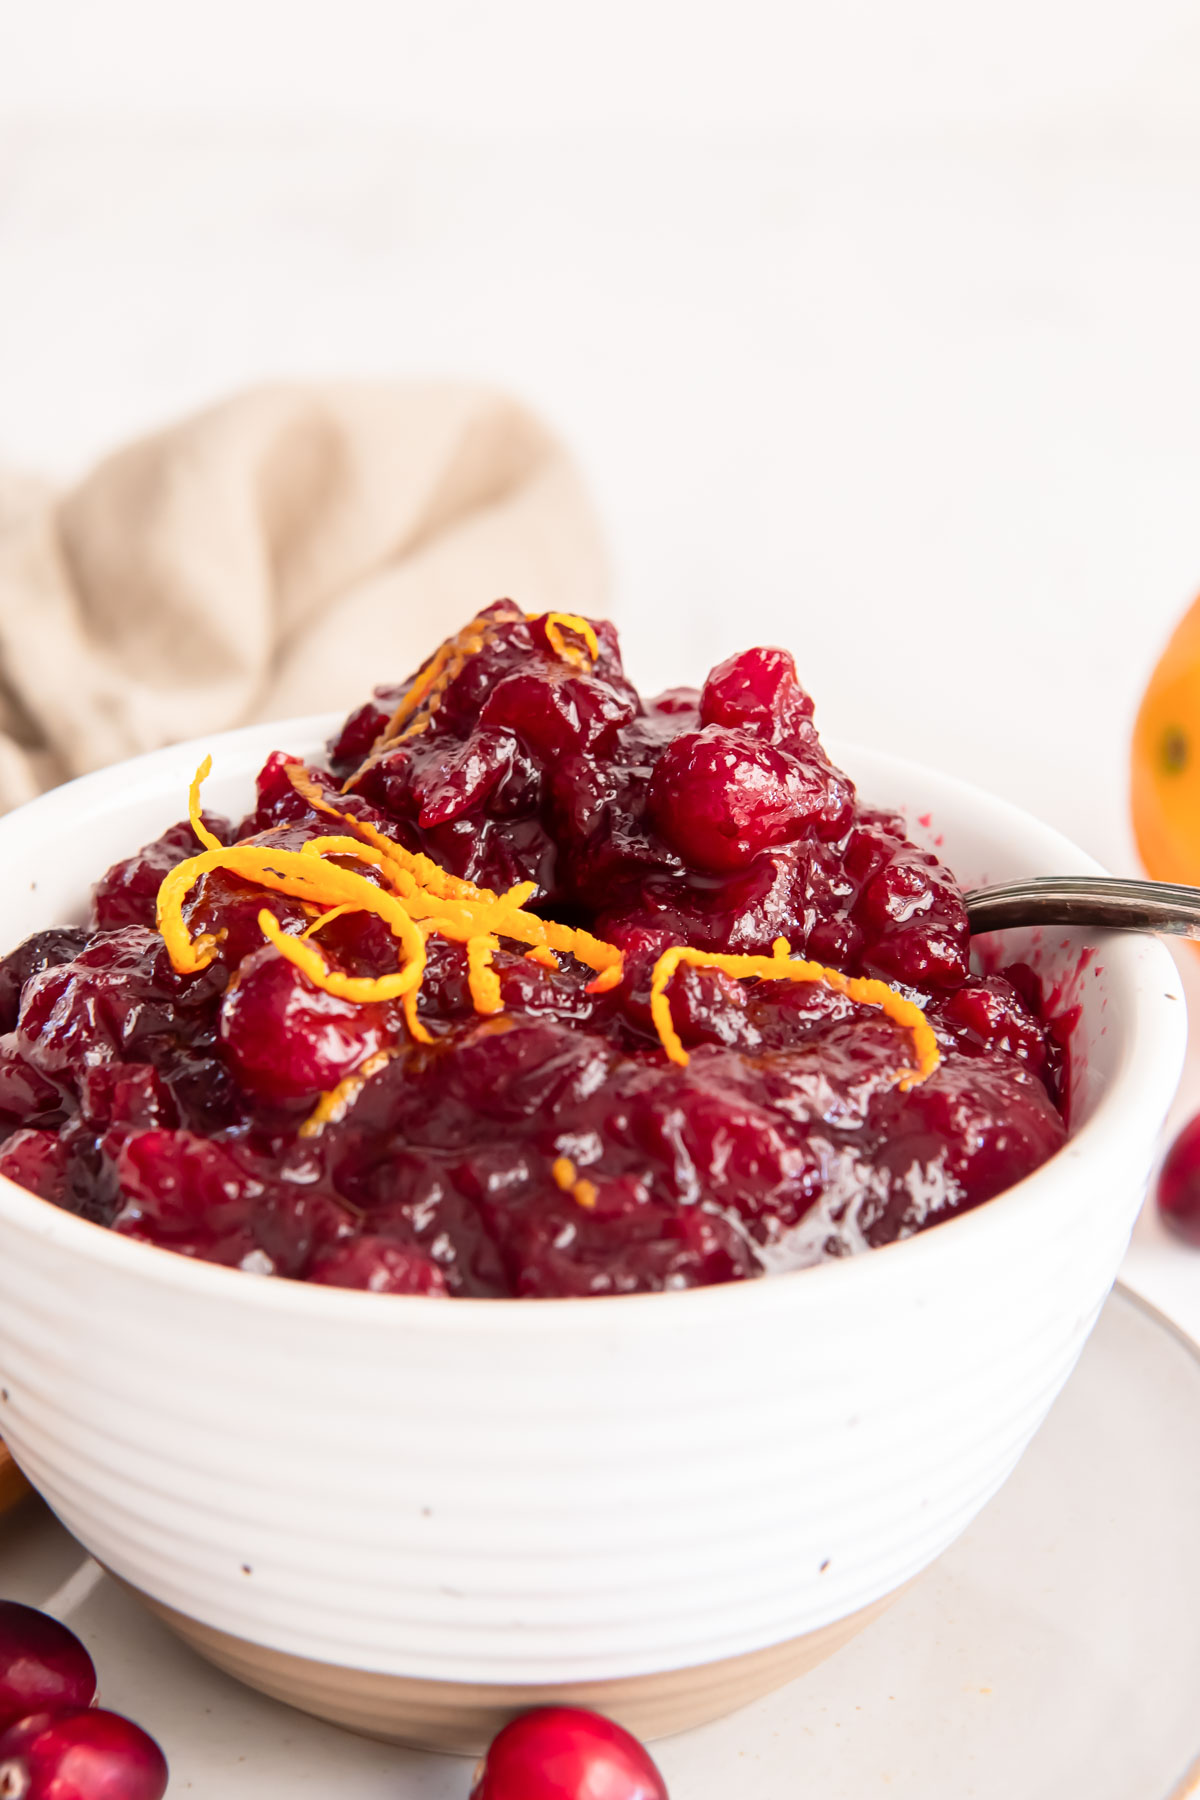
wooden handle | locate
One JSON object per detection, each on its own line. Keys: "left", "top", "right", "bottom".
{"left": 0, "top": 1440, "right": 30, "bottom": 1516}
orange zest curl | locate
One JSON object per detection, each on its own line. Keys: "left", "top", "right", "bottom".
{"left": 584, "top": 961, "right": 624, "bottom": 996}
{"left": 339, "top": 606, "right": 599, "bottom": 794}
{"left": 299, "top": 1049, "right": 399, "bottom": 1139}
{"left": 157, "top": 837, "right": 428, "bottom": 986}
{"left": 284, "top": 765, "right": 498, "bottom": 906}
{"left": 402, "top": 981, "right": 434, "bottom": 1047}
{"left": 159, "top": 759, "right": 625, "bottom": 1051}
{"left": 466, "top": 935, "right": 503, "bottom": 1015}
{"left": 382, "top": 614, "right": 493, "bottom": 746}
{"left": 300, "top": 904, "right": 358, "bottom": 939}
{"left": 533, "top": 611, "right": 600, "bottom": 669}
{"left": 283, "top": 763, "right": 623, "bottom": 988}
{"left": 551, "top": 1155, "right": 599, "bottom": 1211}
{"left": 162, "top": 752, "right": 943, "bottom": 1134}
{"left": 524, "top": 946, "right": 559, "bottom": 971}
{"left": 168, "top": 762, "right": 939, "bottom": 1108}
{"left": 649, "top": 936, "right": 940, "bottom": 1091}
{"left": 188, "top": 755, "right": 224, "bottom": 853}
{"left": 341, "top": 605, "right": 526, "bottom": 792}
{"left": 258, "top": 908, "right": 425, "bottom": 1005}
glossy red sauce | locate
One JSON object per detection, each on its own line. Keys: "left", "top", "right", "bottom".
{"left": 0, "top": 606, "right": 1066, "bottom": 1296}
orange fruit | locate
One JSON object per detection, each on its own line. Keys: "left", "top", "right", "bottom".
{"left": 1132, "top": 595, "right": 1200, "bottom": 886}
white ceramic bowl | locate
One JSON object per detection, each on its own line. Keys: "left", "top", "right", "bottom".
{"left": 0, "top": 720, "right": 1185, "bottom": 1752}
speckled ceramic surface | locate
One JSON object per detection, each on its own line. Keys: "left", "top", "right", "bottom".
{"left": 3, "top": 1285, "right": 1198, "bottom": 1798}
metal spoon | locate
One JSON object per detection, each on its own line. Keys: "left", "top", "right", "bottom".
{"left": 965, "top": 875, "right": 1200, "bottom": 940}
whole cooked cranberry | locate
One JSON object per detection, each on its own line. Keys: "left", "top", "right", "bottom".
{"left": 0, "top": 1709, "right": 167, "bottom": 1800}
{"left": 699, "top": 644, "right": 814, "bottom": 743}
{"left": 79, "top": 1065, "right": 178, "bottom": 1135}
{"left": 852, "top": 842, "right": 970, "bottom": 991}
{"left": 0, "top": 1132, "right": 69, "bottom": 1206}
{"left": 239, "top": 750, "right": 313, "bottom": 836}
{"left": 481, "top": 669, "right": 636, "bottom": 761}
{"left": 218, "top": 946, "right": 393, "bottom": 1102}
{"left": 309, "top": 1236, "right": 449, "bottom": 1295}
{"left": 90, "top": 815, "right": 232, "bottom": 932}
{"left": 939, "top": 978, "right": 1054, "bottom": 1083}
{"left": 0, "top": 932, "right": 89, "bottom": 1037}
{"left": 410, "top": 728, "right": 533, "bottom": 827}
{"left": 632, "top": 1075, "right": 813, "bottom": 1221}
{"left": 510, "top": 1197, "right": 759, "bottom": 1298}
{"left": 352, "top": 743, "right": 416, "bottom": 819}
{"left": 326, "top": 689, "right": 404, "bottom": 777}
{"left": 470, "top": 1707, "right": 668, "bottom": 1800}
{"left": 647, "top": 727, "right": 812, "bottom": 873}
{"left": 856, "top": 853, "right": 934, "bottom": 934}
{"left": 16, "top": 929, "right": 215, "bottom": 1080}
{"left": 112, "top": 1131, "right": 261, "bottom": 1244}
{"left": 0, "top": 1603, "right": 96, "bottom": 1731}
{"left": 0, "top": 1040, "right": 66, "bottom": 1131}
{"left": 873, "top": 1057, "right": 1066, "bottom": 1225}
{"left": 443, "top": 1020, "right": 613, "bottom": 1124}
{"left": 1156, "top": 1114, "right": 1200, "bottom": 1245}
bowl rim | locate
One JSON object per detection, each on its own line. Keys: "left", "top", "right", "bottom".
{"left": 0, "top": 716, "right": 1185, "bottom": 1334}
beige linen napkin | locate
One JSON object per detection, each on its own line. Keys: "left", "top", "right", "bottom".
{"left": 0, "top": 382, "right": 609, "bottom": 812}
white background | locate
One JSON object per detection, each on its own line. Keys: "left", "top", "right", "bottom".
{"left": 2, "top": 0, "right": 1200, "bottom": 1317}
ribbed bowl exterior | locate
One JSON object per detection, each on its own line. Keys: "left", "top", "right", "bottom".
{"left": 0, "top": 723, "right": 1185, "bottom": 1686}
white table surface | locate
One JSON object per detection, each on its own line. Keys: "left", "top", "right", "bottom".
{"left": 3, "top": 19, "right": 1200, "bottom": 1337}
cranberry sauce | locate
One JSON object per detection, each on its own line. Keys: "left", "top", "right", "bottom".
{"left": 0, "top": 605, "right": 1066, "bottom": 1297}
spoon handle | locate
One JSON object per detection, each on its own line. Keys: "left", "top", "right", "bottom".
{"left": 964, "top": 875, "right": 1200, "bottom": 939}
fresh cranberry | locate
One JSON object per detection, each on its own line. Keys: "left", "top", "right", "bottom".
{"left": 1156, "top": 1114, "right": 1200, "bottom": 1245}
{"left": 470, "top": 1706, "right": 668, "bottom": 1800}
{"left": 0, "top": 1604, "right": 96, "bottom": 1731}
{"left": 0, "top": 1709, "right": 167, "bottom": 1800}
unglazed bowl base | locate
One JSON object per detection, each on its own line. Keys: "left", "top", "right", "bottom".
{"left": 122, "top": 1583, "right": 902, "bottom": 1753}
{"left": 0, "top": 1443, "right": 30, "bottom": 1517}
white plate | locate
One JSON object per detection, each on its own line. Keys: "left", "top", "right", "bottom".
{"left": 2, "top": 1284, "right": 1198, "bottom": 1800}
